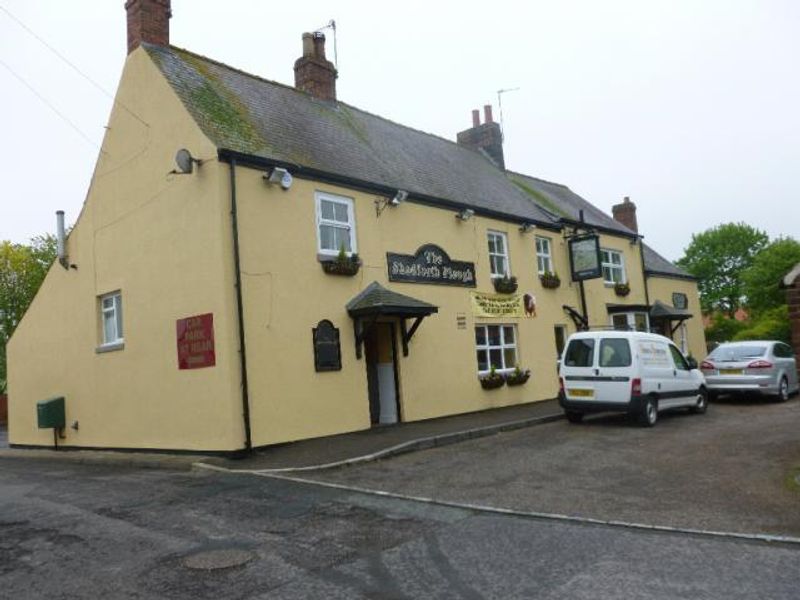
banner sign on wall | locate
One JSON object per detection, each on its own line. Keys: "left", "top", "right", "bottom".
{"left": 470, "top": 292, "right": 524, "bottom": 318}
{"left": 568, "top": 234, "right": 602, "bottom": 281}
{"left": 387, "top": 244, "right": 476, "bottom": 287}
{"left": 177, "top": 313, "right": 216, "bottom": 370}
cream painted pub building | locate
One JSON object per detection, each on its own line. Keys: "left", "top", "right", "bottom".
{"left": 8, "top": 0, "right": 705, "bottom": 453}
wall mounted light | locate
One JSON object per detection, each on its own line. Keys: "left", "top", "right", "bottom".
{"left": 375, "top": 189, "right": 408, "bottom": 217}
{"left": 264, "top": 167, "right": 293, "bottom": 190}
{"left": 519, "top": 222, "right": 536, "bottom": 233}
{"left": 456, "top": 208, "right": 475, "bottom": 221}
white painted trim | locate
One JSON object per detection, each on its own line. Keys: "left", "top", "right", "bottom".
{"left": 315, "top": 191, "right": 357, "bottom": 256}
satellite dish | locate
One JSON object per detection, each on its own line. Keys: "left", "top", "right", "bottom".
{"left": 175, "top": 148, "right": 196, "bottom": 174}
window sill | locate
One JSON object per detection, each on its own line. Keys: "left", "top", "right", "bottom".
{"left": 96, "top": 341, "right": 124, "bottom": 354}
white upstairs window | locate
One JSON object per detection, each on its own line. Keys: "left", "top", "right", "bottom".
{"left": 316, "top": 192, "right": 357, "bottom": 256}
{"left": 600, "top": 248, "right": 626, "bottom": 284}
{"left": 535, "top": 236, "right": 552, "bottom": 275}
{"left": 487, "top": 231, "right": 510, "bottom": 278}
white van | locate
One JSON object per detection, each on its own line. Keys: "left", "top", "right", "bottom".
{"left": 558, "top": 331, "right": 707, "bottom": 426}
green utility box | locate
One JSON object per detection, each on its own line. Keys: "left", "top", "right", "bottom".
{"left": 37, "top": 397, "right": 65, "bottom": 429}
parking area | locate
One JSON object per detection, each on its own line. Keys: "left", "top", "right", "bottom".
{"left": 309, "top": 397, "right": 800, "bottom": 538}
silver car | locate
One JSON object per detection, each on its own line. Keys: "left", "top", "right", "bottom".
{"left": 701, "top": 341, "right": 799, "bottom": 402}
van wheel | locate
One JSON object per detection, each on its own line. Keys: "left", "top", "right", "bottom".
{"left": 638, "top": 397, "right": 658, "bottom": 427}
{"left": 690, "top": 388, "right": 708, "bottom": 414}
{"left": 565, "top": 411, "right": 584, "bottom": 424}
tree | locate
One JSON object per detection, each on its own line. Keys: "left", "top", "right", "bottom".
{"left": 676, "top": 223, "right": 768, "bottom": 316}
{"left": 0, "top": 234, "right": 58, "bottom": 386}
{"left": 741, "top": 237, "right": 800, "bottom": 315}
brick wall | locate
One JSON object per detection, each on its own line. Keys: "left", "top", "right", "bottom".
{"left": 0, "top": 394, "right": 7, "bottom": 425}
{"left": 788, "top": 283, "right": 800, "bottom": 375}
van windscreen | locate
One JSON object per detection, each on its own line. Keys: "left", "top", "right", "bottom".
{"left": 564, "top": 339, "right": 594, "bottom": 367}
{"left": 599, "top": 338, "right": 632, "bottom": 367}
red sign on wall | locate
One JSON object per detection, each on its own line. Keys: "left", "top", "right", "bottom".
{"left": 176, "top": 313, "right": 216, "bottom": 370}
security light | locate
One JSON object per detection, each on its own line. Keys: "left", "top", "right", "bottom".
{"left": 456, "top": 208, "right": 475, "bottom": 221}
{"left": 264, "top": 167, "right": 293, "bottom": 190}
{"left": 519, "top": 222, "right": 536, "bottom": 233}
{"left": 390, "top": 190, "right": 408, "bottom": 206}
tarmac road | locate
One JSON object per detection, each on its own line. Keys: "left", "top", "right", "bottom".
{"left": 1, "top": 453, "right": 799, "bottom": 598}
{"left": 308, "top": 397, "right": 800, "bottom": 538}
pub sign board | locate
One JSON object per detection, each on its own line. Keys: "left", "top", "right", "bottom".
{"left": 568, "top": 234, "right": 602, "bottom": 282}
{"left": 672, "top": 292, "right": 688, "bottom": 310}
{"left": 177, "top": 313, "right": 216, "bottom": 370}
{"left": 387, "top": 244, "right": 476, "bottom": 287}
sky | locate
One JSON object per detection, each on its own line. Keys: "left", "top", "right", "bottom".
{"left": 1, "top": 0, "right": 798, "bottom": 261}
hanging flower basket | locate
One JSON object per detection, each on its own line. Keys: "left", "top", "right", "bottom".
{"left": 505, "top": 367, "right": 531, "bottom": 387}
{"left": 614, "top": 282, "right": 631, "bottom": 297}
{"left": 492, "top": 275, "right": 518, "bottom": 294}
{"left": 321, "top": 254, "right": 361, "bottom": 277}
{"left": 479, "top": 368, "right": 506, "bottom": 390}
{"left": 539, "top": 272, "right": 561, "bottom": 289}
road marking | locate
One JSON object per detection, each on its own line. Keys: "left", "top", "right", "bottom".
{"left": 194, "top": 462, "right": 800, "bottom": 547}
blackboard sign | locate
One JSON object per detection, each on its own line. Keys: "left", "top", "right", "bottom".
{"left": 313, "top": 320, "right": 341, "bottom": 372}
{"left": 387, "top": 244, "right": 476, "bottom": 287}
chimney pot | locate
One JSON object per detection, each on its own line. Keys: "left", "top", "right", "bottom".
{"left": 125, "top": 0, "right": 171, "bottom": 54}
{"left": 612, "top": 196, "right": 639, "bottom": 233}
{"left": 294, "top": 32, "right": 338, "bottom": 101}
{"left": 471, "top": 109, "right": 480, "bottom": 127}
{"left": 457, "top": 103, "right": 504, "bottom": 170}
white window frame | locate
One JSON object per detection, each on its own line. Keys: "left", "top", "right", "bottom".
{"left": 535, "top": 236, "right": 553, "bottom": 275}
{"left": 600, "top": 248, "right": 626, "bottom": 284}
{"left": 99, "top": 291, "right": 123, "bottom": 346}
{"left": 475, "top": 324, "right": 518, "bottom": 374}
{"left": 315, "top": 191, "right": 357, "bottom": 257}
{"left": 487, "top": 231, "right": 510, "bottom": 278}
{"left": 610, "top": 312, "right": 649, "bottom": 332}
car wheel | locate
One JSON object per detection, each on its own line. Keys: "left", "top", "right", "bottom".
{"left": 690, "top": 388, "right": 708, "bottom": 414}
{"left": 565, "top": 411, "right": 584, "bottom": 424}
{"left": 638, "top": 397, "right": 658, "bottom": 427}
{"left": 776, "top": 377, "right": 789, "bottom": 403}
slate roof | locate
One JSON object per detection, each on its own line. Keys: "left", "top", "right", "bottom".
{"left": 507, "top": 171, "right": 636, "bottom": 237}
{"left": 346, "top": 282, "right": 438, "bottom": 318}
{"left": 144, "top": 44, "right": 557, "bottom": 227}
{"left": 642, "top": 244, "right": 694, "bottom": 280}
{"left": 144, "top": 44, "right": 689, "bottom": 281}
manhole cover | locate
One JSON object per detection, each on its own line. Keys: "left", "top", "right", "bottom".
{"left": 182, "top": 549, "right": 254, "bottom": 571}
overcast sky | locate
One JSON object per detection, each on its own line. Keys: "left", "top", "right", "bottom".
{"left": 1, "top": 1, "right": 797, "bottom": 261}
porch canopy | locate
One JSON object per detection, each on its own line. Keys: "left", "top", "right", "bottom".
{"left": 346, "top": 281, "right": 438, "bottom": 358}
{"left": 649, "top": 299, "right": 693, "bottom": 335}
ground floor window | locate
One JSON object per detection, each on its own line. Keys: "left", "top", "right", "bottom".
{"left": 475, "top": 324, "right": 517, "bottom": 374}
{"left": 611, "top": 312, "right": 649, "bottom": 332}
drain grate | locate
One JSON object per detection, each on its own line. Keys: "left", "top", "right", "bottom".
{"left": 182, "top": 549, "right": 254, "bottom": 571}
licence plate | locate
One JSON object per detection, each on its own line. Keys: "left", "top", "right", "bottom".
{"left": 569, "top": 388, "right": 594, "bottom": 398}
{"left": 719, "top": 369, "right": 744, "bottom": 375}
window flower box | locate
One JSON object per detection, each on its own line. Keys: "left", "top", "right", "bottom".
{"left": 614, "top": 282, "right": 631, "bottom": 297}
{"left": 505, "top": 367, "right": 531, "bottom": 387}
{"left": 479, "top": 367, "right": 506, "bottom": 390}
{"left": 492, "top": 275, "right": 518, "bottom": 294}
{"left": 321, "top": 252, "right": 361, "bottom": 277}
{"left": 539, "top": 272, "right": 561, "bottom": 289}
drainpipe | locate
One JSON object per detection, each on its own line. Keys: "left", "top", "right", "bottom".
{"left": 228, "top": 159, "right": 253, "bottom": 453}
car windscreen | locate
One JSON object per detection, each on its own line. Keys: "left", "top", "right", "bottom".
{"left": 599, "top": 338, "right": 632, "bottom": 367}
{"left": 564, "top": 339, "right": 594, "bottom": 367}
{"left": 708, "top": 345, "right": 767, "bottom": 362}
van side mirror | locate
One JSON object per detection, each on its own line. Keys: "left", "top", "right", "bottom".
{"left": 686, "top": 357, "right": 698, "bottom": 370}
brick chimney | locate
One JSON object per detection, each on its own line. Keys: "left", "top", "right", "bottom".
{"left": 456, "top": 105, "right": 505, "bottom": 170}
{"left": 612, "top": 196, "right": 638, "bottom": 233}
{"left": 294, "top": 32, "right": 338, "bottom": 101}
{"left": 125, "top": 0, "right": 171, "bottom": 54}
